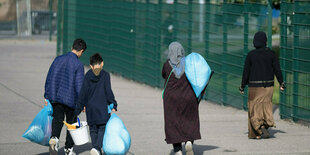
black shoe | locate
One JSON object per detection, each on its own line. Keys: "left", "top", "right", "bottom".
{"left": 261, "top": 126, "right": 270, "bottom": 138}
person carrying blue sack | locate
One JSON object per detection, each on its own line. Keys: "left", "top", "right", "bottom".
{"left": 162, "top": 42, "right": 203, "bottom": 155}
{"left": 74, "top": 53, "right": 117, "bottom": 155}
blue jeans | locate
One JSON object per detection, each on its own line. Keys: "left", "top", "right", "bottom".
{"left": 89, "top": 124, "right": 106, "bottom": 153}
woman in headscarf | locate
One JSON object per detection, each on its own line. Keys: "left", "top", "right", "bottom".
{"left": 240, "top": 31, "right": 286, "bottom": 139}
{"left": 162, "top": 42, "right": 200, "bottom": 155}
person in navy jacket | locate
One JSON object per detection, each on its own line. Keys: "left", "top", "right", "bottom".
{"left": 74, "top": 53, "right": 117, "bottom": 155}
{"left": 44, "top": 38, "right": 87, "bottom": 155}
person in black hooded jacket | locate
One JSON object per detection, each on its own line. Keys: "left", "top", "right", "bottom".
{"left": 240, "top": 31, "right": 285, "bottom": 139}
{"left": 75, "top": 53, "right": 117, "bottom": 155}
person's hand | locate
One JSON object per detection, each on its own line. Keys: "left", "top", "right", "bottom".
{"left": 44, "top": 99, "right": 48, "bottom": 106}
{"left": 82, "top": 107, "right": 86, "bottom": 112}
{"left": 239, "top": 86, "right": 245, "bottom": 94}
{"left": 112, "top": 109, "right": 116, "bottom": 113}
{"left": 72, "top": 114, "right": 78, "bottom": 122}
{"left": 280, "top": 82, "right": 286, "bottom": 91}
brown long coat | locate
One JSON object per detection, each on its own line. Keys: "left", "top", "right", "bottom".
{"left": 162, "top": 61, "right": 201, "bottom": 144}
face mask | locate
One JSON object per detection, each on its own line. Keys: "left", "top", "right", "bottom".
{"left": 92, "top": 68, "right": 102, "bottom": 76}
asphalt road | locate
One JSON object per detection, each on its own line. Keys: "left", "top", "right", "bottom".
{"left": 0, "top": 40, "right": 309, "bottom": 155}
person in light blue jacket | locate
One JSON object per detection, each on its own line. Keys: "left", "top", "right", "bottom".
{"left": 44, "top": 38, "right": 87, "bottom": 155}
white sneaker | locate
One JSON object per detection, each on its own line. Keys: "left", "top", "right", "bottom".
{"left": 185, "top": 141, "right": 194, "bottom": 155}
{"left": 175, "top": 150, "right": 182, "bottom": 155}
{"left": 49, "top": 137, "right": 59, "bottom": 155}
{"left": 90, "top": 148, "right": 100, "bottom": 155}
{"left": 64, "top": 147, "right": 76, "bottom": 155}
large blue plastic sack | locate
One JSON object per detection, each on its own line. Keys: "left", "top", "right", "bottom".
{"left": 103, "top": 113, "right": 131, "bottom": 155}
{"left": 22, "top": 100, "right": 53, "bottom": 146}
{"left": 185, "top": 52, "right": 212, "bottom": 98}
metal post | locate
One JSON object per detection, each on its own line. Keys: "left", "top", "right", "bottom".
{"left": 144, "top": 0, "right": 150, "bottom": 84}
{"left": 267, "top": 0, "right": 272, "bottom": 48}
{"left": 132, "top": 0, "right": 137, "bottom": 80}
{"left": 57, "top": 0, "right": 65, "bottom": 55}
{"left": 222, "top": 0, "right": 227, "bottom": 105}
{"left": 56, "top": 0, "right": 61, "bottom": 54}
{"left": 173, "top": 0, "right": 178, "bottom": 41}
{"left": 26, "top": 0, "right": 31, "bottom": 36}
{"left": 279, "top": 1, "right": 288, "bottom": 119}
{"left": 63, "top": 0, "right": 68, "bottom": 52}
{"left": 188, "top": 0, "right": 192, "bottom": 53}
{"left": 49, "top": 0, "right": 53, "bottom": 41}
{"left": 292, "top": 1, "right": 299, "bottom": 122}
{"left": 157, "top": 0, "right": 163, "bottom": 87}
{"left": 243, "top": 0, "right": 249, "bottom": 110}
{"left": 199, "top": 0, "right": 204, "bottom": 42}
{"left": 204, "top": 0, "right": 210, "bottom": 99}
{"left": 16, "top": 0, "right": 20, "bottom": 35}
{"left": 57, "top": 0, "right": 64, "bottom": 55}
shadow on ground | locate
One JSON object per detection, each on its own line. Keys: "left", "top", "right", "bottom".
{"left": 169, "top": 144, "right": 219, "bottom": 155}
{"left": 37, "top": 143, "right": 92, "bottom": 155}
{"left": 268, "top": 128, "right": 286, "bottom": 138}
{"left": 244, "top": 128, "right": 286, "bottom": 139}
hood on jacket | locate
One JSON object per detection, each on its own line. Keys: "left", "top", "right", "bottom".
{"left": 89, "top": 69, "right": 103, "bottom": 82}
{"left": 253, "top": 31, "right": 267, "bottom": 48}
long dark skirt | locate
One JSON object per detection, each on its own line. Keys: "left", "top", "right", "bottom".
{"left": 248, "top": 87, "right": 275, "bottom": 139}
{"left": 162, "top": 61, "right": 201, "bottom": 144}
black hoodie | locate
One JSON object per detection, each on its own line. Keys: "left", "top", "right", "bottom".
{"left": 241, "top": 31, "right": 283, "bottom": 88}
{"left": 75, "top": 69, "right": 117, "bottom": 125}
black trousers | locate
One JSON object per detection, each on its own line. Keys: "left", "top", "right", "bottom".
{"left": 89, "top": 124, "right": 106, "bottom": 154}
{"left": 51, "top": 103, "right": 75, "bottom": 149}
{"left": 173, "top": 143, "right": 182, "bottom": 152}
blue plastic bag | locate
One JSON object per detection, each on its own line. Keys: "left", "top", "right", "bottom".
{"left": 22, "top": 100, "right": 53, "bottom": 146}
{"left": 185, "top": 52, "right": 212, "bottom": 98}
{"left": 103, "top": 112, "right": 131, "bottom": 155}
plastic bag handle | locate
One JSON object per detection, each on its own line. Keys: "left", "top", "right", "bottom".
{"left": 77, "top": 117, "right": 80, "bottom": 127}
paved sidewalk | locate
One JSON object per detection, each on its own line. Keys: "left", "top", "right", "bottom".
{"left": 0, "top": 40, "right": 309, "bottom": 155}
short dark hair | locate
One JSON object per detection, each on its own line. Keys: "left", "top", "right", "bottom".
{"left": 72, "top": 38, "right": 87, "bottom": 51}
{"left": 90, "top": 53, "right": 103, "bottom": 66}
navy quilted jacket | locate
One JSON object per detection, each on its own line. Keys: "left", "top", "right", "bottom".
{"left": 44, "top": 52, "right": 84, "bottom": 108}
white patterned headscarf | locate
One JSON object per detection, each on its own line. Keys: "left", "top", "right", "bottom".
{"left": 168, "top": 42, "right": 185, "bottom": 79}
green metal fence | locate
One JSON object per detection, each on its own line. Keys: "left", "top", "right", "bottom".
{"left": 280, "top": 0, "right": 310, "bottom": 123}
{"left": 57, "top": 0, "right": 310, "bottom": 123}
